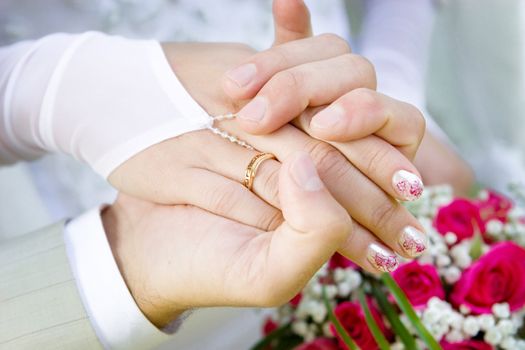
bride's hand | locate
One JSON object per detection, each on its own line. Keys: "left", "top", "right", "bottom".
{"left": 109, "top": 1, "right": 428, "bottom": 271}
{"left": 109, "top": 39, "right": 426, "bottom": 271}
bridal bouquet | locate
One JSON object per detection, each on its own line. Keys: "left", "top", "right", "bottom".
{"left": 253, "top": 185, "right": 525, "bottom": 350}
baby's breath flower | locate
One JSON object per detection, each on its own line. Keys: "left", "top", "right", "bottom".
{"left": 462, "top": 316, "right": 480, "bottom": 336}
{"left": 493, "top": 303, "right": 511, "bottom": 319}
{"left": 484, "top": 327, "right": 503, "bottom": 345}
{"left": 478, "top": 314, "right": 496, "bottom": 331}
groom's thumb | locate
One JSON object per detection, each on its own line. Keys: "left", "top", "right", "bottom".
{"left": 278, "top": 151, "right": 351, "bottom": 255}
{"left": 272, "top": 0, "right": 313, "bottom": 46}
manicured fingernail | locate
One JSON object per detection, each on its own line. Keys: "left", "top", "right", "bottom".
{"left": 399, "top": 226, "right": 428, "bottom": 257}
{"left": 290, "top": 152, "right": 324, "bottom": 192}
{"left": 225, "top": 63, "right": 257, "bottom": 88}
{"left": 392, "top": 170, "right": 424, "bottom": 201}
{"left": 310, "top": 106, "right": 345, "bottom": 129}
{"left": 367, "top": 243, "right": 399, "bottom": 272}
{"left": 238, "top": 97, "right": 267, "bottom": 123}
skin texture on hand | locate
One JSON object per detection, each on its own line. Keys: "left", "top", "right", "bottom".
{"left": 110, "top": 42, "right": 427, "bottom": 264}
{"left": 103, "top": 153, "right": 352, "bottom": 328}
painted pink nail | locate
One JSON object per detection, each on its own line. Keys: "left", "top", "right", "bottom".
{"left": 392, "top": 170, "right": 424, "bottom": 201}
{"left": 367, "top": 243, "right": 399, "bottom": 272}
{"left": 399, "top": 226, "right": 428, "bottom": 257}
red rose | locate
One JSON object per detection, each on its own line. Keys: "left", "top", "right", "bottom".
{"left": 450, "top": 242, "right": 525, "bottom": 314}
{"left": 295, "top": 338, "right": 341, "bottom": 350}
{"left": 434, "top": 199, "right": 485, "bottom": 242}
{"left": 262, "top": 317, "right": 278, "bottom": 336}
{"left": 476, "top": 190, "right": 513, "bottom": 223}
{"left": 329, "top": 253, "right": 357, "bottom": 270}
{"left": 331, "top": 301, "right": 390, "bottom": 350}
{"left": 440, "top": 340, "right": 493, "bottom": 350}
{"left": 392, "top": 261, "right": 445, "bottom": 309}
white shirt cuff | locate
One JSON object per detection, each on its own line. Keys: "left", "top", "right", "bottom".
{"left": 64, "top": 207, "right": 173, "bottom": 350}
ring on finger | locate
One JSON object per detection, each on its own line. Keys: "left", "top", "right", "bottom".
{"left": 244, "top": 153, "right": 276, "bottom": 191}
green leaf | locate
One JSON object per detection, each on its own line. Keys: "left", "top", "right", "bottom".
{"left": 250, "top": 323, "right": 292, "bottom": 350}
{"left": 381, "top": 274, "right": 442, "bottom": 350}
{"left": 322, "top": 285, "right": 361, "bottom": 350}
{"left": 469, "top": 232, "right": 484, "bottom": 260}
{"left": 370, "top": 280, "right": 419, "bottom": 350}
{"left": 357, "top": 289, "right": 391, "bottom": 350}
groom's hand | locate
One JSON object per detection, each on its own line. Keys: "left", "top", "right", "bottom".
{"left": 104, "top": 152, "right": 352, "bottom": 328}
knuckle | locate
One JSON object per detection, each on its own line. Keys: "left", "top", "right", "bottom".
{"left": 267, "top": 69, "right": 303, "bottom": 98}
{"left": 318, "top": 33, "right": 351, "bottom": 53}
{"left": 273, "top": 69, "right": 303, "bottom": 91}
{"left": 205, "top": 183, "right": 237, "bottom": 214}
{"left": 351, "top": 88, "right": 382, "bottom": 113}
{"left": 370, "top": 199, "right": 398, "bottom": 233}
{"left": 266, "top": 48, "right": 290, "bottom": 69}
{"left": 304, "top": 140, "right": 345, "bottom": 177}
{"left": 364, "top": 144, "right": 391, "bottom": 176}
{"left": 344, "top": 54, "right": 377, "bottom": 89}
{"left": 256, "top": 162, "right": 281, "bottom": 206}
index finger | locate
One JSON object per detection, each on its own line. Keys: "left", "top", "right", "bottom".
{"left": 222, "top": 33, "right": 351, "bottom": 100}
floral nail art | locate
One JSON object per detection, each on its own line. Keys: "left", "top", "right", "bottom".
{"left": 392, "top": 170, "right": 424, "bottom": 201}
{"left": 367, "top": 243, "right": 399, "bottom": 272}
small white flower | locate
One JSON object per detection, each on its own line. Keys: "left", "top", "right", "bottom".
{"left": 444, "top": 232, "right": 458, "bottom": 245}
{"left": 445, "top": 329, "right": 464, "bottom": 342}
{"left": 428, "top": 297, "right": 446, "bottom": 309}
{"left": 478, "top": 314, "right": 496, "bottom": 331}
{"left": 431, "top": 323, "right": 448, "bottom": 341}
{"left": 486, "top": 219, "right": 504, "bottom": 235}
{"left": 390, "top": 342, "right": 404, "bottom": 350}
{"left": 437, "top": 254, "right": 452, "bottom": 267}
{"left": 444, "top": 266, "right": 462, "bottom": 284}
{"left": 516, "top": 339, "right": 525, "bottom": 350}
{"left": 325, "top": 285, "right": 338, "bottom": 299}
{"left": 459, "top": 304, "right": 471, "bottom": 315}
{"left": 484, "top": 327, "right": 503, "bottom": 345}
{"left": 333, "top": 268, "right": 346, "bottom": 282}
{"left": 322, "top": 322, "right": 332, "bottom": 337}
{"left": 423, "top": 309, "right": 441, "bottom": 324}
{"left": 347, "top": 270, "right": 362, "bottom": 289}
{"left": 497, "top": 319, "right": 516, "bottom": 336}
{"left": 462, "top": 316, "right": 480, "bottom": 336}
{"left": 448, "top": 313, "right": 464, "bottom": 330}
{"left": 304, "top": 329, "right": 316, "bottom": 342}
{"left": 493, "top": 303, "right": 511, "bottom": 319}
{"left": 512, "top": 313, "right": 524, "bottom": 328}
{"left": 478, "top": 190, "right": 489, "bottom": 200}
{"left": 311, "top": 303, "right": 327, "bottom": 324}
{"left": 310, "top": 283, "right": 322, "bottom": 297}
{"left": 337, "top": 282, "right": 352, "bottom": 297}
{"left": 500, "top": 337, "right": 517, "bottom": 350}
{"left": 292, "top": 320, "right": 308, "bottom": 336}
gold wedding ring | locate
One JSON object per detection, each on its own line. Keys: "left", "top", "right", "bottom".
{"left": 244, "top": 153, "right": 276, "bottom": 191}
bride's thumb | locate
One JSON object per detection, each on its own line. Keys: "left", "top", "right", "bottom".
{"left": 272, "top": 0, "right": 313, "bottom": 46}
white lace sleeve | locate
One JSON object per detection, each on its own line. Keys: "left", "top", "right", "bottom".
{"left": 0, "top": 31, "right": 211, "bottom": 177}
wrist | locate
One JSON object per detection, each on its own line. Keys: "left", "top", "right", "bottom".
{"left": 101, "top": 204, "right": 186, "bottom": 328}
